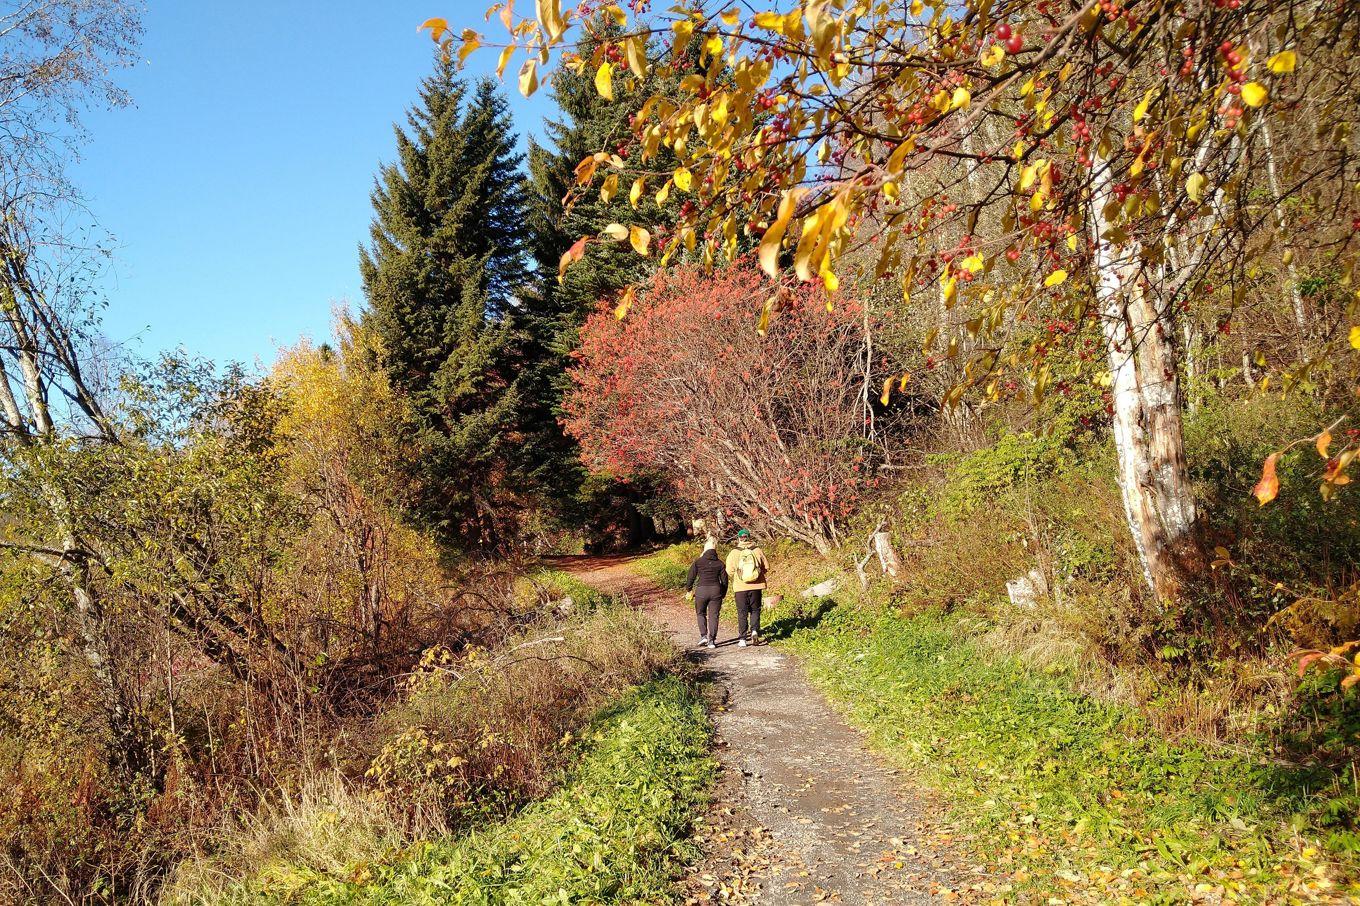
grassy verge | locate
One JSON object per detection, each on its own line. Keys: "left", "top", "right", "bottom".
{"left": 770, "top": 597, "right": 1356, "bottom": 903}
{"left": 191, "top": 677, "right": 713, "bottom": 905}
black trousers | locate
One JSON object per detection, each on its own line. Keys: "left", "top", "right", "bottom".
{"left": 735, "top": 589, "right": 763, "bottom": 639}
{"left": 693, "top": 586, "right": 723, "bottom": 640}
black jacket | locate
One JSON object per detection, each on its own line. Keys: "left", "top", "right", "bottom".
{"left": 686, "top": 549, "right": 728, "bottom": 594}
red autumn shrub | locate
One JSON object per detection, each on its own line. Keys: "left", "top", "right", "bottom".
{"left": 564, "top": 265, "right": 874, "bottom": 552}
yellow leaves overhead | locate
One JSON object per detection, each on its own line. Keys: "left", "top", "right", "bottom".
{"left": 518, "top": 59, "right": 539, "bottom": 97}
{"left": 602, "top": 223, "right": 630, "bottom": 241}
{"left": 595, "top": 62, "right": 614, "bottom": 101}
{"left": 673, "top": 167, "right": 693, "bottom": 193}
{"left": 419, "top": 17, "right": 450, "bottom": 42}
{"left": 1185, "top": 173, "right": 1206, "bottom": 203}
{"left": 759, "top": 189, "right": 803, "bottom": 278}
{"left": 1241, "top": 82, "right": 1268, "bottom": 108}
{"left": 625, "top": 35, "right": 648, "bottom": 79}
{"left": 558, "top": 236, "right": 586, "bottom": 282}
{"left": 535, "top": 0, "right": 567, "bottom": 44}
{"left": 614, "top": 286, "right": 635, "bottom": 321}
{"left": 1267, "top": 50, "right": 1297, "bottom": 74}
{"left": 1044, "top": 269, "right": 1068, "bottom": 288}
{"left": 1349, "top": 325, "right": 1360, "bottom": 349}
{"left": 629, "top": 226, "right": 651, "bottom": 256}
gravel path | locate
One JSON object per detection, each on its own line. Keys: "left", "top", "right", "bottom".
{"left": 559, "top": 555, "right": 979, "bottom": 905}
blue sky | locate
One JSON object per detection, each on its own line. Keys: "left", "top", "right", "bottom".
{"left": 73, "top": 1, "right": 557, "bottom": 370}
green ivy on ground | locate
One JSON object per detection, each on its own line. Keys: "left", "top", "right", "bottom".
{"left": 769, "top": 598, "right": 1357, "bottom": 904}
{"left": 208, "top": 678, "right": 714, "bottom": 905}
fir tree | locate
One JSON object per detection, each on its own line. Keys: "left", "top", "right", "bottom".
{"left": 359, "top": 62, "right": 528, "bottom": 548}
{"left": 519, "top": 22, "right": 700, "bottom": 545}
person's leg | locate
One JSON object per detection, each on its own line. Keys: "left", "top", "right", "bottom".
{"left": 735, "top": 590, "right": 751, "bottom": 640}
{"left": 706, "top": 595, "right": 721, "bottom": 642}
{"left": 750, "top": 589, "right": 763, "bottom": 639}
{"left": 694, "top": 593, "right": 709, "bottom": 641}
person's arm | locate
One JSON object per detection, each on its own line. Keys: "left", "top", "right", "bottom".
{"left": 724, "top": 550, "right": 737, "bottom": 579}
{"left": 719, "top": 561, "right": 729, "bottom": 595}
{"left": 759, "top": 550, "right": 770, "bottom": 579}
{"left": 685, "top": 559, "right": 699, "bottom": 592}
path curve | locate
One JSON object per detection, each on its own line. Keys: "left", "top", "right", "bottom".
{"left": 556, "top": 555, "right": 977, "bottom": 906}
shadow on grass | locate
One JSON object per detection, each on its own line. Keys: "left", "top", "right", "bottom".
{"left": 763, "top": 598, "right": 838, "bottom": 642}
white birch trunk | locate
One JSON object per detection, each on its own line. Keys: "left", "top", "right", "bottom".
{"left": 1089, "top": 158, "right": 1203, "bottom": 601}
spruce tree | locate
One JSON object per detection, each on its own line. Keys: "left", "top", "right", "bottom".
{"left": 519, "top": 23, "right": 700, "bottom": 546}
{"left": 360, "top": 63, "right": 528, "bottom": 548}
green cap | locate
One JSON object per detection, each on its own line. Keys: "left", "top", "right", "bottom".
{"left": 736, "top": 529, "right": 750, "bottom": 538}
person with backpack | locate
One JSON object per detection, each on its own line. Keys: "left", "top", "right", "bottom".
{"left": 725, "top": 529, "right": 769, "bottom": 647}
{"left": 685, "top": 538, "right": 727, "bottom": 650}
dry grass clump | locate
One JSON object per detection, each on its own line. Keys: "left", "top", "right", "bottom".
{"left": 163, "top": 602, "right": 675, "bottom": 902}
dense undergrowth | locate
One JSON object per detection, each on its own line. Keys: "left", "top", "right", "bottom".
{"left": 177, "top": 677, "right": 713, "bottom": 905}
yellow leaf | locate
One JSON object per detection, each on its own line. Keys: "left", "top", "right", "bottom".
{"left": 496, "top": 45, "right": 515, "bottom": 78}
{"left": 629, "top": 177, "right": 645, "bottom": 209}
{"left": 981, "top": 44, "right": 1004, "bottom": 67}
{"left": 886, "top": 137, "right": 915, "bottom": 175}
{"left": 753, "top": 11, "right": 783, "bottom": 31}
{"left": 614, "top": 286, "right": 635, "bottom": 320}
{"left": 941, "top": 275, "right": 957, "bottom": 307}
{"left": 600, "top": 173, "right": 619, "bottom": 203}
{"left": 455, "top": 30, "right": 481, "bottom": 66}
{"left": 1267, "top": 50, "right": 1297, "bottom": 74}
{"left": 1185, "top": 172, "right": 1206, "bottom": 203}
{"left": 1241, "top": 82, "right": 1268, "bottom": 108}
{"left": 822, "top": 270, "right": 839, "bottom": 293}
{"left": 558, "top": 236, "right": 586, "bottom": 281}
{"left": 898, "top": 373, "right": 911, "bottom": 391}
{"left": 1253, "top": 453, "right": 1281, "bottom": 506}
{"left": 1133, "top": 89, "right": 1154, "bottom": 123}
{"left": 1317, "top": 429, "right": 1333, "bottom": 458}
{"left": 595, "top": 62, "right": 614, "bottom": 101}
{"left": 910, "top": 0, "right": 923, "bottom": 15}
{"left": 535, "top": 0, "right": 567, "bottom": 43}
{"left": 673, "top": 167, "right": 693, "bottom": 192}
{"left": 960, "top": 253, "right": 985, "bottom": 274}
{"left": 1044, "top": 269, "right": 1068, "bottom": 287}
{"left": 419, "top": 17, "right": 449, "bottom": 42}
{"left": 759, "top": 189, "right": 803, "bottom": 278}
{"left": 518, "top": 59, "right": 539, "bottom": 97}
{"left": 655, "top": 180, "right": 671, "bottom": 206}
{"left": 625, "top": 36, "right": 647, "bottom": 79}
{"left": 629, "top": 226, "right": 651, "bottom": 255}
{"left": 950, "top": 87, "right": 971, "bottom": 110}
{"left": 881, "top": 376, "right": 893, "bottom": 406}
{"left": 1350, "top": 325, "right": 1360, "bottom": 349}
{"left": 602, "top": 223, "right": 630, "bottom": 241}
{"left": 720, "top": 7, "right": 740, "bottom": 25}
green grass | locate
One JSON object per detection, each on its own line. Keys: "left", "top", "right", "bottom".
{"left": 768, "top": 597, "right": 1357, "bottom": 904}
{"left": 515, "top": 567, "right": 620, "bottom": 612}
{"left": 631, "top": 544, "right": 698, "bottom": 592}
{"left": 203, "top": 678, "right": 714, "bottom": 905}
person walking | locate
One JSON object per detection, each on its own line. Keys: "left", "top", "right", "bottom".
{"left": 726, "top": 529, "right": 769, "bottom": 647}
{"left": 685, "top": 539, "right": 727, "bottom": 649}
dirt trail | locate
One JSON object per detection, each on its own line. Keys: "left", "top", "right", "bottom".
{"left": 558, "top": 555, "right": 978, "bottom": 905}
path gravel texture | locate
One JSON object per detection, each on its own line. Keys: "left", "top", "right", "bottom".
{"left": 560, "top": 555, "right": 981, "bottom": 906}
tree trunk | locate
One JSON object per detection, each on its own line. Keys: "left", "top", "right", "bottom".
{"left": 1090, "top": 160, "right": 1204, "bottom": 601}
